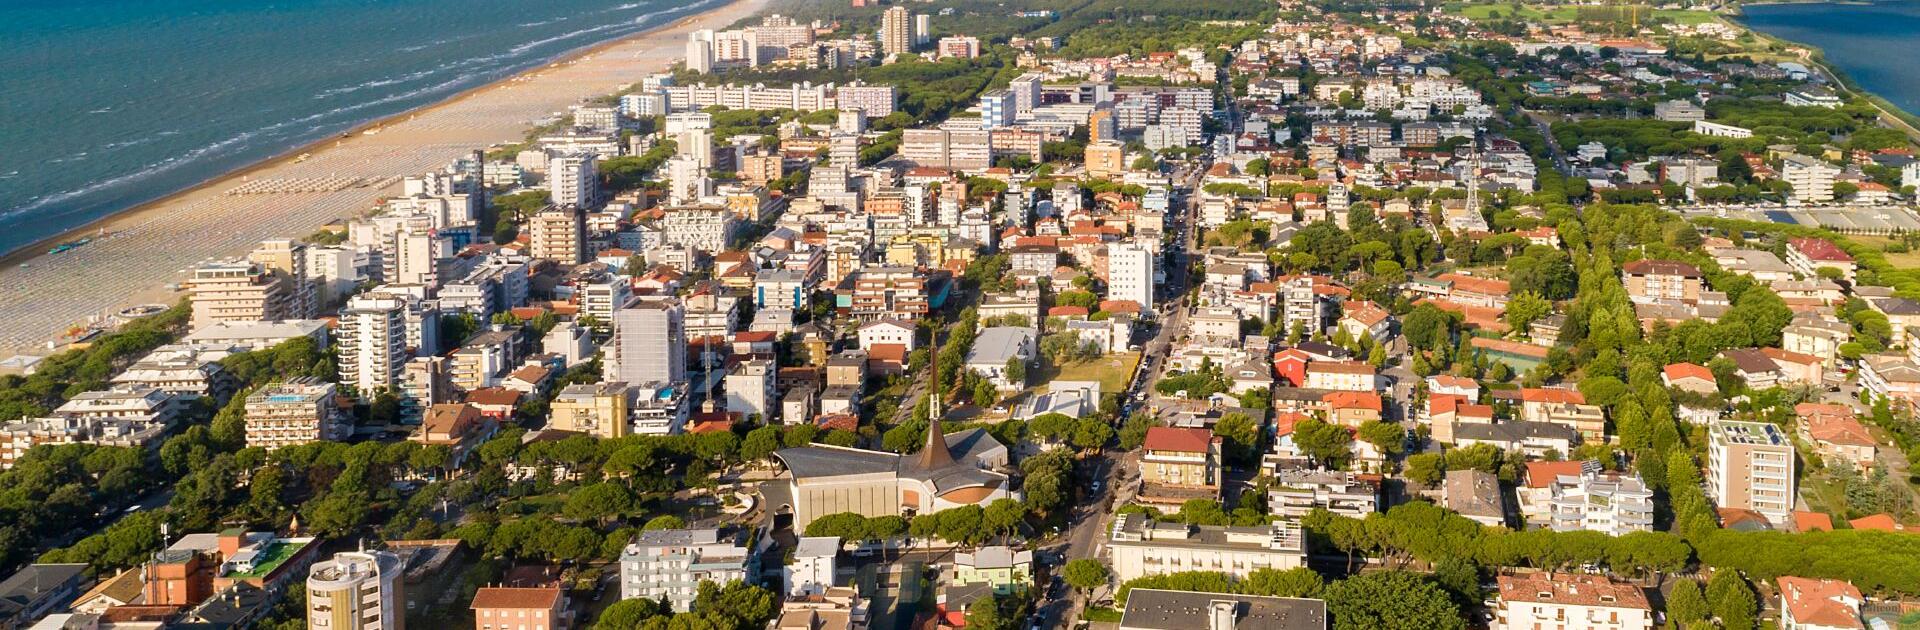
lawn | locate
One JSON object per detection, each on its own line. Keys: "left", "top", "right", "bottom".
{"left": 1047, "top": 352, "right": 1142, "bottom": 394}
{"left": 1444, "top": 3, "right": 1717, "bottom": 26}
{"left": 1847, "top": 235, "right": 1920, "bottom": 270}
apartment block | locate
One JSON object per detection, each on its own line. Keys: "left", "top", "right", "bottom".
{"left": 618, "top": 529, "right": 756, "bottom": 612}
{"left": 306, "top": 550, "right": 406, "bottom": 630}
{"left": 243, "top": 377, "right": 345, "bottom": 451}
{"left": 1107, "top": 513, "right": 1306, "bottom": 583}
{"left": 1707, "top": 420, "right": 1796, "bottom": 526}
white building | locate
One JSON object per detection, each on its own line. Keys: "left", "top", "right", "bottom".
{"left": 338, "top": 294, "right": 410, "bottom": 392}
{"left": 610, "top": 300, "right": 688, "bottom": 386}
{"left": 1494, "top": 573, "right": 1653, "bottom": 630}
{"left": 306, "top": 550, "right": 406, "bottom": 630}
{"left": 1106, "top": 513, "right": 1306, "bottom": 583}
{"left": 1107, "top": 242, "right": 1156, "bottom": 316}
{"left": 1782, "top": 154, "right": 1838, "bottom": 204}
{"left": 619, "top": 529, "right": 755, "bottom": 612}
{"left": 550, "top": 154, "right": 598, "bottom": 209}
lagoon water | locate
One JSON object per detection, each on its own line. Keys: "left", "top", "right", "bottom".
{"left": 1740, "top": 1, "right": 1920, "bottom": 116}
{"left": 0, "top": 0, "right": 704, "bottom": 254}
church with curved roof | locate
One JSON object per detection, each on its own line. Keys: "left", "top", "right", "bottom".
{"left": 772, "top": 418, "right": 1018, "bottom": 532}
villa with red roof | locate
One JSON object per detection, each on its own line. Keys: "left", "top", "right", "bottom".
{"left": 1777, "top": 576, "right": 1865, "bottom": 630}
{"left": 1662, "top": 362, "right": 1718, "bottom": 396}
{"left": 1139, "top": 427, "right": 1223, "bottom": 505}
{"left": 1796, "top": 403, "right": 1877, "bottom": 471}
{"left": 1787, "top": 237, "right": 1857, "bottom": 283}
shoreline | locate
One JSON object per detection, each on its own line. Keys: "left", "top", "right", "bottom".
{"left": 0, "top": 0, "right": 770, "bottom": 355}
{"left": 1725, "top": 7, "right": 1920, "bottom": 142}
{"left": 0, "top": 0, "right": 743, "bottom": 271}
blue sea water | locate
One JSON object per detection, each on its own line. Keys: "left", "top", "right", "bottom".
{"left": 0, "top": 0, "right": 709, "bottom": 255}
{"left": 1740, "top": 1, "right": 1920, "bottom": 116}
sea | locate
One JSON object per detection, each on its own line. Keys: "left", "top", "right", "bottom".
{"left": 0, "top": 0, "right": 710, "bottom": 255}
{"left": 1740, "top": 1, "right": 1920, "bottom": 116}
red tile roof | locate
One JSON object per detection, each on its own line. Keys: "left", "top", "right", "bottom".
{"left": 1519, "top": 387, "right": 1585, "bottom": 405}
{"left": 1792, "top": 511, "right": 1835, "bottom": 533}
{"left": 471, "top": 587, "right": 563, "bottom": 610}
{"left": 1143, "top": 426, "right": 1219, "bottom": 453}
{"left": 1776, "top": 576, "right": 1864, "bottom": 629}
{"left": 1848, "top": 513, "right": 1906, "bottom": 532}
{"left": 1496, "top": 574, "right": 1650, "bottom": 610}
{"left": 1663, "top": 362, "right": 1715, "bottom": 383}
{"left": 1321, "top": 391, "right": 1382, "bottom": 412}
{"left": 1621, "top": 259, "right": 1704, "bottom": 277}
{"left": 1790, "top": 237, "right": 1854, "bottom": 263}
{"left": 1523, "top": 461, "right": 1590, "bottom": 489}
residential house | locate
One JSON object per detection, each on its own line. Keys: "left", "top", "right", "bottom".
{"left": 1621, "top": 259, "right": 1704, "bottom": 304}
{"left": 1493, "top": 573, "right": 1653, "bottom": 630}
{"left": 1796, "top": 403, "right": 1876, "bottom": 472}
{"left": 1443, "top": 469, "right": 1508, "bottom": 527}
{"left": 1139, "top": 427, "right": 1224, "bottom": 505}
{"left": 1776, "top": 576, "right": 1864, "bottom": 630}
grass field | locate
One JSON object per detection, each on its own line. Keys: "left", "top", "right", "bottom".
{"left": 1848, "top": 235, "right": 1920, "bottom": 269}
{"left": 1044, "top": 352, "right": 1142, "bottom": 393}
{"left": 1444, "top": 3, "right": 1719, "bottom": 26}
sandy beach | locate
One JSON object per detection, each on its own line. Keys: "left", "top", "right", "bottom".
{"left": 0, "top": 0, "right": 768, "bottom": 355}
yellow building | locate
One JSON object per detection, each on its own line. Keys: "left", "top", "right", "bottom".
{"left": 550, "top": 382, "right": 631, "bottom": 438}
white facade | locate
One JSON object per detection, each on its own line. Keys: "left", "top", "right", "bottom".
{"left": 550, "top": 155, "right": 598, "bottom": 208}
{"left": 611, "top": 301, "right": 688, "bottom": 386}
{"left": 1107, "top": 242, "right": 1156, "bottom": 316}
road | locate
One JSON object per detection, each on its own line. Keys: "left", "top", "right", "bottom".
{"left": 1035, "top": 158, "right": 1205, "bottom": 629}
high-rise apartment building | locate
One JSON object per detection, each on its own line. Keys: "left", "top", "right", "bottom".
{"left": 338, "top": 293, "right": 410, "bottom": 392}
{"left": 1085, "top": 141, "right": 1126, "bottom": 178}
{"left": 307, "top": 550, "right": 406, "bottom": 630}
{"left": 243, "top": 377, "right": 343, "bottom": 450}
{"left": 881, "top": 7, "right": 913, "bottom": 56}
{"left": 187, "top": 260, "right": 299, "bottom": 329}
{"left": 611, "top": 300, "right": 688, "bottom": 386}
{"left": 528, "top": 205, "right": 587, "bottom": 265}
{"left": 686, "top": 30, "right": 714, "bottom": 73}
{"left": 979, "top": 90, "right": 1014, "bottom": 129}
{"left": 247, "top": 239, "right": 315, "bottom": 320}
{"left": 1107, "top": 241, "right": 1155, "bottom": 314}
{"left": 549, "top": 154, "right": 598, "bottom": 208}
{"left": 619, "top": 529, "right": 756, "bottom": 612}
{"left": 1707, "top": 420, "right": 1796, "bottom": 526}
{"left": 1009, "top": 73, "right": 1042, "bottom": 115}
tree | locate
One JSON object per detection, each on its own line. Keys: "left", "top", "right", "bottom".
{"left": 1293, "top": 417, "right": 1354, "bottom": 467}
{"left": 965, "top": 592, "right": 1032, "bottom": 630}
{"left": 1504, "top": 291, "right": 1552, "bottom": 334}
{"left": 1005, "top": 358, "right": 1027, "bottom": 387}
{"left": 957, "top": 500, "right": 1014, "bottom": 544}
{"left": 1119, "top": 413, "right": 1163, "bottom": 450}
{"left": 1325, "top": 571, "right": 1465, "bottom": 630}
{"left": 805, "top": 512, "right": 871, "bottom": 539}
{"left": 1214, "top": 413, "right": 1262, "bottom": 465}
{"left": 740, "top": 426, "right": 782, "bottom": 464}
{"left": 1666, "top": 579, "right": 1708, "bottom": 628}
{"left": 642, "top": 515, "right": 686, "bottom": 531}
{"left": 1071, "top": 418, "right": 1114, "bottom": 451}
{"left": 596, "top": 597, "right": 664, "bottom": 629}
{"left": 1404, "top": 453, "right": 1445, "bottom": 487}
{"left": 564, "top": 482, "right": 634, "bottom": 524}
{"left": 1707, "top": 570, "right": 1757, "bottom": 630}
{"left": 1063, "top": 559, "right": 1112, "bottom": 596}
{"left": 1243, "top": 567, "right": 1324, "bottom": 598}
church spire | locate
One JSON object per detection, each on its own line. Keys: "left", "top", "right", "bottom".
{"left": 916, "top": 330, "right": 955, "bottom": 470}
{"left": 915, "top": 413, "right": 956, "bottom": 470}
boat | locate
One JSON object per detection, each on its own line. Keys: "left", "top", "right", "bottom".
{"left": 47, "top": 238, "right": 92, "bottom": 255}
